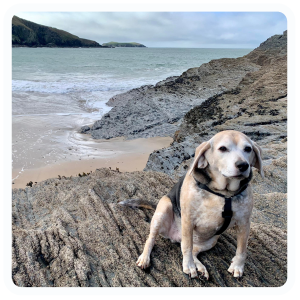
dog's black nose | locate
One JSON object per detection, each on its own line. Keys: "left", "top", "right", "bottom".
{"left": 235, "top": 161, "right": 249, "bottom": 172}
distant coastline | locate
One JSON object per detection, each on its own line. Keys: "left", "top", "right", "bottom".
{"left": 102, "top": 41, "right": 146, "bottom": 48}
{"left": 12, "top": 15, "right": 146, "bottom": 48}
{"left": 11, "top": 44, "right": 110, "bottom": 48}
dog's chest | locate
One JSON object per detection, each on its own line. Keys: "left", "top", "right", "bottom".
{"left": 190, "top": 191, "right": 223, "bottom": 230}
{"left": 189, "top": 188, "right": 251, "bottom": 236}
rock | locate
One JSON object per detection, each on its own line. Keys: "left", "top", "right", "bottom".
{"left": 88, "top": 31, "right": 286, "bottom": 141}
{"left": 89, "top": 58, "right": 259, "bottom": 140}
{"left": 251, "top": 192, "right": 287, "bottom": 229}
{"left": 106, "top": 85, "right": 154, "bottom": 107}
{"left": 12, "top": 169, "right": 286, "bottom": 287}
{"left": 144, "top": 31, "right": 287, "bottom": 181}
{"left": 80, "top": 125, "right": 90, "bottom": 133}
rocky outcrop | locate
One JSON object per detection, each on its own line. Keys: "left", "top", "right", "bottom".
{"left": 144, "top": 31, "right": 287, "bottom": 180}
{"left": 12, "top": 16, "right": 102, "bottom": 48}
{"left": 89, "top": 59, "right": 259, "bottom": 139}
{"left": 12, "top": 168, "right": 286, "bottom": 287}
{"left": 87, "top": 31, "right": 286, "bottom": 141}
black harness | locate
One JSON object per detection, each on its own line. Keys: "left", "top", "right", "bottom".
{"left": 167, "top": 170, "right": 252, "bottom": 236}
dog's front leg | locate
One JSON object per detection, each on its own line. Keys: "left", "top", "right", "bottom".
{"left": 181, "top": 208, "right": 198, "bottom": 278}
{"left": 228, "top": 220, "right": 250, "bottom": 277}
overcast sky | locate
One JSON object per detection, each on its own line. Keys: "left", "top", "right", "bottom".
{"left": 15, "top": 12, "right": 287, "bottom": 48}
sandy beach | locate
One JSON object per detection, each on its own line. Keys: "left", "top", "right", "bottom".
{"left": 12, "top": 134, "right": 172, "bottom": 189}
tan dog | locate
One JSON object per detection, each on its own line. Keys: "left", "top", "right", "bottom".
{"left": 121, "top": 130, "right": 263, "bottom": 280}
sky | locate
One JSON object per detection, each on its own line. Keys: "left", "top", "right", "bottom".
{"left": 14, "top": 12, "right": 287, "bottom": 48}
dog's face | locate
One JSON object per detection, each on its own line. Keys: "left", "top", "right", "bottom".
{"left": 189, "top": 130, "right": 264, "bottom": 186}
{"left": 205, "top": 131, "right": 262, "bottom": 179}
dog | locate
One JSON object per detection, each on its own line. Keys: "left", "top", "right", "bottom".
{"left": 120, "top": 130, "right": 263, "bottom": 280}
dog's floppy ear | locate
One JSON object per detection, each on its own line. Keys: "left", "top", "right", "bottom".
{"left": 251, "top": 141, "right": 264, "bottom": 178}
{"left": 188, "top": 141, "right": 211, "bottom": 175}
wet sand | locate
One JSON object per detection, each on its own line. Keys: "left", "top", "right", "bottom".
{"left": 12, "top": 110, "right": 172, "bottom": 189}
{"left": 12, "top": 135, "right": 173, "bottom": 189}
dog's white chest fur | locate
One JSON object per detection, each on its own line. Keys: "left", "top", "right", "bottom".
{"left": 187, "top": 184, "right": 252, "bottom": 240}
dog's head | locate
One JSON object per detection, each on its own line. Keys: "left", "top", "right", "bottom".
{"left": 189, "top": 130, "right": 264, "bottom": 191}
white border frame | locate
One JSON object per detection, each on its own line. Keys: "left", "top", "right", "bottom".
{"left": 1, "top": 0, "right": 298, "bottom": 298}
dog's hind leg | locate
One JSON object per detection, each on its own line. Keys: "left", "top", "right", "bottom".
{"left": 136, "top": 195, "right": 174, "bottom": 269}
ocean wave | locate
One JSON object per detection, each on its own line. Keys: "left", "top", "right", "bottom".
{"left": 12, "top": 77, "right": 156, "bottom": 94}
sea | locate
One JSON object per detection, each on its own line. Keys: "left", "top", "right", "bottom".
{"left": 12, "top": 47, "right": 252, "bottom": 181}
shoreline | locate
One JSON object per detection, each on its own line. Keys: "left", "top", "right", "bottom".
{"left": 12, "top": 136, "right": 173, "bottom": 189}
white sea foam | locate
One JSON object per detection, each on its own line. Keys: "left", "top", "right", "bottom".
{"left": 12, "top": 76, "right": 156, "bottom": 94}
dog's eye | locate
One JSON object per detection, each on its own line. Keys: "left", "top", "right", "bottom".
{"left": 244, "top": 146, "right": 252, "bottom": 153}
{"left": 219, "top": 146, "right": 227, "bottom": 152}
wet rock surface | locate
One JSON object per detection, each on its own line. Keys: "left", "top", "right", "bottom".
{"left": 87, "top": 58, "right": 259, "bottom": 140}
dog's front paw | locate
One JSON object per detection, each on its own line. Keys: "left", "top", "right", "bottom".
{"left": 183, "top": 259, "right": 198, "bottom": 278}
{"left": 228, "top": 255, "right": 246, "bottom": 278}
{"left": 136, "top": 253, "right": 150, "bottom": 269}
{"left": 194, "top": 259, "right": 209, "bottom": 280}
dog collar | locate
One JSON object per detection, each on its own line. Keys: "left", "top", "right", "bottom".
{"left": 193, "top": 170, "right": 252, "bottom": 235}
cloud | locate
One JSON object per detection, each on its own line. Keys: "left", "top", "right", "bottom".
{"left": 15, "top": 12, "right": 287, "bottom": 48}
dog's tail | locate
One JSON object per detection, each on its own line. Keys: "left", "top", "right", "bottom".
{"left": 118, "top": 199, "right": 157, "bottom": 211}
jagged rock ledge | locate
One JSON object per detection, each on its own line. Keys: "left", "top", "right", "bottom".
{"left": 144, "top": 31, "right": 287, "bottom": 180}
{"left": 86, "top": 59, "right": 259, "bottom": 140}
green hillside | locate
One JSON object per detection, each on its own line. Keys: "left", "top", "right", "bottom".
{"left": 102, "top": 41, "right": 146, "bottom": 48}
{"left": 12, "top": 15, "right": 102, "bottom": 48}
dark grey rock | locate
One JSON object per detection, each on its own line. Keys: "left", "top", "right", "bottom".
{"left": 89, "top": 58, "right": 259, "bottom": 140}
{"left": 80, "top": 125, "right": 90, "bottom": 133}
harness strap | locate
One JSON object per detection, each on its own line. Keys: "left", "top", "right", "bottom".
{"left": 215, "top": 197, "right": 233, "bottom": 235}
{"left": 193, "top": 172, "right": 251, "bottom": 236}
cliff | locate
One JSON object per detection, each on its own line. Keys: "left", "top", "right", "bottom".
{"left": 12, "top": 16, "right": 102, "bottom": 48}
